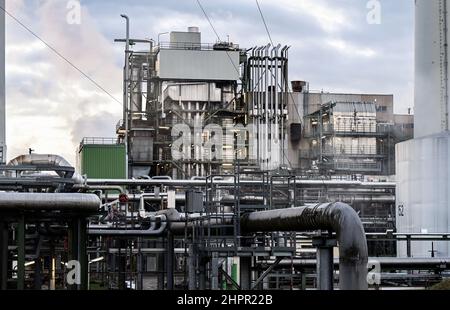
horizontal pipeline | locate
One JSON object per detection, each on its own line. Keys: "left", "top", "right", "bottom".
{"left": 0, "top": 193, "right": 101, "bottom": 212}
{"left": 87, "top": 178, "right": 396, "bottom": 188}
{"left": 260, "top": 258, "right": 450, "bottom": 269}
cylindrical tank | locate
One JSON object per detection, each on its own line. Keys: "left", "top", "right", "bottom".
{"left": 415, "top": 0, "right": 450, "bottom": 138}
{"left": 188, "top": 26, "right": 199, "bottom": 33}
{"left": 396, "top": 132, "right": 450, "bottom": 258}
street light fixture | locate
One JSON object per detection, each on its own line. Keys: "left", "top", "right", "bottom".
{"left": 158, "top": 32, "right": 169, "bottom": 46}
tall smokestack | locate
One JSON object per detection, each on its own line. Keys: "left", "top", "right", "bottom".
{"left": 0, "top": 0, "right": 6, "bottom": 163}
{"left": 414, "top": 0, "right": 450, "bottom": 138}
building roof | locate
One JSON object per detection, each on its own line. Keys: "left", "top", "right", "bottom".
{"left": 333, "top": 102, "right": 376, "bottom": 114}
{"left": 307, "top": 101, "right": 376, "bottom": 117}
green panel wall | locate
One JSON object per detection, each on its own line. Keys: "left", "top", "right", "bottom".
{"left": 79, "top": 144, "right": 126, "bottom": 179}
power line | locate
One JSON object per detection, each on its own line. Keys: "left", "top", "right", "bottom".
{"left": 195, "top": 0, "right": 241, "bottom": 76}
{"left": 256, "top": 0, "right": 274, "bottom": 47}
{"left": 0, "top": 5, "right": 122, "bottom": 106}
{"left": 254, "top": 0, "right": 302, "bottom": 121}
{"left": 196, "top": 0, "right": 221, "bottom": 42}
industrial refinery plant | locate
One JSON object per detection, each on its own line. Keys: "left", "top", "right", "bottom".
{"left": 0, "top": 0, "right": 449, "bottom": 293}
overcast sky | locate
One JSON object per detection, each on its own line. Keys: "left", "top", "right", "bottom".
{"left": 3, "top": 0, "right": 414, "bottom": 165}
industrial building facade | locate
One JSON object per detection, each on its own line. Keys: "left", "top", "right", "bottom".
{"left": 4, "top": 0, "right": 448, "bottom": 291}
{"left": 290, "top": 91, "right": 413, "bottom": 178}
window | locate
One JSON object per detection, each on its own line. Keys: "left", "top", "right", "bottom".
{"left": 376, "top": 106, "right": 387, "bottom": 112}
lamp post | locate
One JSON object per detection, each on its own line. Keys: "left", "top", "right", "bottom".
{"left": 158, "top": 32, "right": 169, "bottom": 46}
{"left": 121, "top": 14, "right": 130, "bottom": 179}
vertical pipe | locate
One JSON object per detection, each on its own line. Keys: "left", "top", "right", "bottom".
{"left": 280, "top": 47, "right": 286, "bottom": 166}
{"left": 199, "top": 256, "right": 206, "bottom": 290}
{"left": 157, "top": 247, "right": 165, "bottom": 290}
{"left": 166, "top": 231, "right": 174, "bottom": 290}
{"left": 315, "top": 243, "right": 334, "bottom": 290}
{"left": 0, "top": 0, "right": 6, "bottom": 163}
{"left": 188, "top": 244, "right": 196, "bottom": 290}
{"left": 137, "top": 237, "right": 143, "bottom": 290}
{"left": 50, "top": 257, "right": 55, "bottom": 290}
{"left": 250, "top": 48, "right": 256, "bottom": 163}
{"left": 68, "top": 219, "right": 77, "bottom": 290}
{"left": 407, "top": 236, "right": 412, "bottom": 258}
{"left": 274, "top": 45, "right": 280, "bottom": 166}
{"left": 240, "top": 256, "right": 252, "bottom": 290}
{"left": 211, "top": 252, "right": 219, "bottom": 290}
{"left": 0, "top": 221, "right": 8, "bottom": 289}
{"left": 256, "top": 47, "right": 262, "bottom": 167}
{"left": 34, "top": 258, "right": 42, "bottom": 290}
{"left": 264, "top": 44, "right": 270, "bottom": 170}
{"left": 269, "top": 47, "right": 274, "bottom": 169}
{"left": 118, "top": 239, "right": 127, "bottom": 290}
{"left": 17, "top": 216, "right": 25, "bottom": 290}
{"left": 78, "top": 218, "right": 88, "bottom": 290}
{"left": 231, "top": 260, "right": 239, "bottom": 289}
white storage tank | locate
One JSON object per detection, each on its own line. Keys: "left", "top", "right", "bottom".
{"left": 396, "top": 132, "right": 450, "bottom": 257}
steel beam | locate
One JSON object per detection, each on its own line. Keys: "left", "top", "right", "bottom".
{"left": 240, "top": 256, "right": 252, "bottom": 290}
{"left": 313, "top": 237, "right": 337, "bottom": 291}
{"left": 250, "top": 257, "right": 283, "bottom": 290}
{"left": 17, "top": 216, "right": 25, "bottom": 290}
{"left": 166, "top": 231, "right": 174, "bottom": 290}
{"left": 0, "top": 221, "right": 8, "bottom": 289}
{"left": 211, "top": 253, "right": 219, "bottom": 290}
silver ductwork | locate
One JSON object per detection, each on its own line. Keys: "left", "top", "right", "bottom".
{"left": 240, "top": 202, "right": 368, "bottom": 290}
{"left": 7, "top": 154, "right": 85, "bottom": 184}
{"left": 8, "top": 154, "right": 72, "bottom": 167}
{"left": 0, "top": 192, "right": 101, "bottom": 212}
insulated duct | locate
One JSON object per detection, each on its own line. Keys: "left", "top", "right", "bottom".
{"left": 7, "top": 154, "right": 84, "bottom": 184}
{"left": 240, "top": 202, "right": 368, "bottom": 290}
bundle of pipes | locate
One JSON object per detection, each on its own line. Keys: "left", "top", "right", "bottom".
{"left": 247, "top": 44, "right": 290, "bottom": 170}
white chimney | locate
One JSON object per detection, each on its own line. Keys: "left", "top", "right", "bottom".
{"left": 414, "top": 0, "right": 450, "bottom": 138}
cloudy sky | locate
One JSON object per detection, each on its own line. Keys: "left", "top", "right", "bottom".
{"left": 3, "top": 0, "right": 414, "bottom": 165}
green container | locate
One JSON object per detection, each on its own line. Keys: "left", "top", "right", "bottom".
{"left": 78, "top": 142, "right": 126, "bottom": 179}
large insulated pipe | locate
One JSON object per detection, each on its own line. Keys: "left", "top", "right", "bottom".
{"left": 240, "top": 202, "right": 368, "bottom": 290}
{"left": 0, "top": 193, "right": 101, "bottom": 212}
